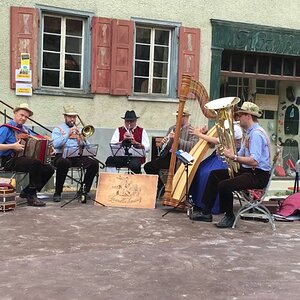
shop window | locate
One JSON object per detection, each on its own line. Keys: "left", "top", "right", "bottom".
{"left": 271, "top": 57, "right": 282, "bottom": 75}
{"left": 258, "top": 56, "right": 269, "bottom": 74}
{"left": 245, "top": 54, "right": 257, "bottom": 73}
{"left": 283, "top": 58, "right": 294, "bottom": 76}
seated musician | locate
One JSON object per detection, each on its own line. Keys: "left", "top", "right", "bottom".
{"left": 0, "top": 103, "right": 55, "bottom": 207}
{"left": 51, "top": 105, "right": 99, "bottom": 202}
{"left": 144, "top": 108, "right": 199, "bottom": 196}
{"left": 105, "top": 110, "right": 150, "bottom": 174}
{"left": 191, "top": 102, "right": 270, "bottom": 228}
{"left": 189, "top": 117, "right": 243, "bottom": 215}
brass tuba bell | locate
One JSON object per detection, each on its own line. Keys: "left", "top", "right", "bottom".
{"left": 205, "top": 96, "right": 240, "bottom": 178}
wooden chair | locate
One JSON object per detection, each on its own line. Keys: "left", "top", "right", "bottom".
{"left": 232, "top": 147, "right": 281, "bottom": 231}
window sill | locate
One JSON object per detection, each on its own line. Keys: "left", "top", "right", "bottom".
{"left": 128, "top": 95, "right": 178, "bottom": 103}
{"left": 34, "top": 89, "right": 94, "bottom": 99}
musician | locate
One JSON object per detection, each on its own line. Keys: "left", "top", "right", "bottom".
{"left": 51, "top": 105, "right": 99, "bottom": 202}
{"left": 192, "top": 102, "right": 270, "bottom": 228}
{"left": 144, "top": 108, "right": 199, "bottom": 195}
{"left": 105, "top": 110, "right": 150, "bottom": 174}
{"left": 0, "top": 103, "right": 54, "bottom": 207}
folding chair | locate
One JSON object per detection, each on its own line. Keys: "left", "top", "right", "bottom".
{"left": 232, "top": 147, "right": 281, "bottom": 231}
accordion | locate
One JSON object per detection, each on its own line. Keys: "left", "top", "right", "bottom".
{"left": 17, "top": 136, "right": 52, "bottom": 164}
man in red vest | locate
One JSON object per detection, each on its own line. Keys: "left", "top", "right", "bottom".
{"left": 105, "top": 110, "right": 150, "bottom": 174}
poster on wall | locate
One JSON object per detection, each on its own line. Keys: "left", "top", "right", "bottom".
{"left": 15, "top": 69, "right": 32, "bottom": 82}
{"left": 16, "top": 83, "right": 32, "bottom": 96}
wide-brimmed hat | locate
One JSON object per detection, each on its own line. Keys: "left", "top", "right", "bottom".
{"left": 121, "top": 110, "right": 139, "bottom": 120}
{"left": 13, "top": 102, "right": 33, "bottom": 117}
{"left": 63, "top": 104, "right": 78, "bottom": 116}
{"left": 236, "top": 102, "right": 262, "bottom": 117}
{"left": 173, "top": 108, "right": 191, "bottom": 116}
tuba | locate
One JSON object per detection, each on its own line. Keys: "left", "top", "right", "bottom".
{"left": 205, "top": 96, "right": 240, "bottom": 178}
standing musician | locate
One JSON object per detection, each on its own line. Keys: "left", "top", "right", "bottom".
{"left": 0, "top": 103, "right": 54, "bottom": 207}
{"left": 51, "top": 105, "right": 99, "bottom": 202}
{"left": 144, "top": 108, "right": 199, "bottom": 195}
{"left": 105, "top": 110, "right": 150, "bottom": 174}
{"left": 193, "top": 102, "right": 271, "bottom": 228}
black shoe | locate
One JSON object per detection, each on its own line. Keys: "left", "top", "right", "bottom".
{"left": 53, "top": 193, "right": 62, "bottom": 202}
{"left": 27, "top": 195, "right": 46, "bottom": 207}
{"left": 215, "top": 214, "right": 235, "bottom": 228}
{"left": 191, "top": 212, "right": 213, "bottom": 222}
{"left": 20, "top": 190, "right": 36, "bottom": 199}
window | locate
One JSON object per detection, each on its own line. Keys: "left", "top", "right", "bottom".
{"left": 134, "top": 26, "right": 171, "bottom": 95}
{"left": 42, "top": 15, "right": 84, "bottom": 89}
{"left": 38, "top": 7, "right": 93, "bottom": 95}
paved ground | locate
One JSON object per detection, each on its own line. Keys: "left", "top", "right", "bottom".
{"left": 1, "top": 193, "right": 300, "bottom": 300}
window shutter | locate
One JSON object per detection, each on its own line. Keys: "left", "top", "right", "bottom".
{"left": 178, "top": 27, "right": 200, "bottom": 95}
{"left": 10, "top": 6, "right": 39, "bottom": 89}
{"left": 91, "top": 17, "right": 112, "bottom": 94}
{"left": 111, "top": 19, "right": 134, "bottom": 96}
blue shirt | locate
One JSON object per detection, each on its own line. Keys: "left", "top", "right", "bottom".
{"left": 0, "top": 120, "right": 35, "bottom": 157}
{"left": 238, "top": 123, "right": 271, "bottom": 171}
{"left": 52, "top": 123, "right": 85, "bottom": 154}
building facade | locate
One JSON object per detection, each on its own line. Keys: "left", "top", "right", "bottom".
{"left": 1, "top": 0, "right": 300, "bottom": 176}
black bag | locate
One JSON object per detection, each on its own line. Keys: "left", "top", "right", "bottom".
{"left": 286, "top": 86, "right": 295, "bottom": 102}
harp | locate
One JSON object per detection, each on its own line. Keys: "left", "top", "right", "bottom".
{"left": 162, "top": 75, "right": 216, "bottom": 207}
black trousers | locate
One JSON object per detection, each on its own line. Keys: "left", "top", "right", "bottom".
{"left": 3, "top": 156, "right": 55, "bottom": 194}
{"left": 143, "top": 153, "right": 171, "bottom": 189}
{"left": 203, "top": 167, "right": 270, "bottom": 215}
{"left": 105, "top": 156, "right": 142, "bottom": 174}
{"left": 53, "top": 154, "right": 99, "bottom": 194}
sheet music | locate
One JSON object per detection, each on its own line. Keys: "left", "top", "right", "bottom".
{"left": 63, "top": 144, "right": 98, "bottom": 158}
{"left": 110, "top": 143, "right": 145, "bottom": 158}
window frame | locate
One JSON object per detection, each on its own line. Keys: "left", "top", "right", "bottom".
{"left": 131, "top": 17, "right": 180, "bottom": 101}
{"left": 36, "top": 5, "right": 94, "bottom": 97}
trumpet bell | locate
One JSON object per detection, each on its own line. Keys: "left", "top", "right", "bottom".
{"left": 81, "top": 125, "right": 95, "bottom": 138}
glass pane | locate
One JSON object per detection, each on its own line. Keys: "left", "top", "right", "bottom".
{"left": 271, "top": 57, "right": 282, "bottom": 75}
{"left": 66, "top": 37, "right": 82, "bottom": 54}
{"left": 42, "top": 70, "right": 59, "bottom": 87}
{"left": 296, "top": 59, "right": 300, "bottom": 76}
{"left": 64, "top": 72, "right": 81, "bottom": 88}
{"left": 66, "top": 19, "right": 83, "bottom": 36}
{"left": 153, "top": 62, "right": 168, "bottom": 77}
{"left": 245, "top": 54, "right": 257, "bottom": 73}
{"left": 266, "top": 80, "right": 276, "bottom": 88}
{"left": 283, "top": 58, "right": 294, "bottom": 76}
{"left": 228, "top": 77, "right": 237, "bottom": 85}
{"left": 243, "top": 78, "right": 249, "bottom": 86}
{"left": 134, "top": 78, "right": 149, "bottom": 93}
{"left": 256, "top": 88, "right": 265, "bottom": 94}
{"left": 43, "top": 34, "right": 61, "bottom": 52}
{"left": 256, "top": 79, "right": 265, "bottom": 88}
{"left": 136, "top": 27, "right": 151, "bottom": 44}
{"left": 231, "top": 53, "right": 243, "bottom": 71}
{"left": 65, "top": 54, "right": 81, "bottom": 71}
{"left": 227, "top": 86, "right": 237, "bottom": 96}
{"left": 155, "top": 30, "right": 169, "bottom": 46}
{"left": 258, "top": 56, "right": 269, "bottom": 74}
{"left": 43, "top": 52, "right": 60, "bottom": 69}
{"left": 221, "top": 51, "right": 230, "bottom": 71}
{"left": 152, "top": 78, "right": 167, "bottom": 94}
{"left": 135, "top": 44, "right": 150, "bottom": 60}
{"left": 154, "top": 46, "right": 169, "bottom": 62}
{"left": 44, "top": 16, "right": 61, "bottom": 34}
{"left": 135, "top": 61, "right": 149, "bottom": 76}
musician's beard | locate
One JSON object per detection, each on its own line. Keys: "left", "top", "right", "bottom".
{"left": 66, "top": 121, "right": 74, "bottom": 128}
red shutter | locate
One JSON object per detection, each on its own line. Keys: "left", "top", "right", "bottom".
{"left": 10, "top": 6, "right": 39, "bottom": 89}
{"left": 111, "top": 19, "right": 134, "bottom": 96}
{"left": 91, "top": 17, "right": 112, "bottom": 94}
{"left": 178, "top": 27, "right": 200, "bottom": 95}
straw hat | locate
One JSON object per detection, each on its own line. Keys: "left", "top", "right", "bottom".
{"left": 63, "top": 104, "right": 78, "bottom": 116}
{"left": 13, "top": 103, "right": 33, "bottom": 117}
{"left": 236, "top": 102, "right": 262, "bottom": 117}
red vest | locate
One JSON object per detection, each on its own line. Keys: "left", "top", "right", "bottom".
{"left": 118, "top": 126, "right": 145, "bottom": 163}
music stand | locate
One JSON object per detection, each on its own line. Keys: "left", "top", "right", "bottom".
{"left": 110, "top": 142, "right": 145, "bottom": 174}
{"left": 61, "top": 144, "right": 105, "bottom": 208}
{"left": 162, "top": 150, "right": 194, "bottom": 217}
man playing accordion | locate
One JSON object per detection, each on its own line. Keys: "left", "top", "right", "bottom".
{"left": 0, "top": 103, "right": 54, "bottom": 207}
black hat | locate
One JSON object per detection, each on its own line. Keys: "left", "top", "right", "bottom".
{"left": 121, "top": 110, "right": 139, "bottom": 120}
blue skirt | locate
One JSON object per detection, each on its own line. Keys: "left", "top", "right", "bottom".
{"left": 189, "top": 152, "right": 227, "bottom": 214}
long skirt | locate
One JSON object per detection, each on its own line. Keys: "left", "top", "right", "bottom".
{"left": 189, "top": 152, "right": 227, "bottom": 214}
